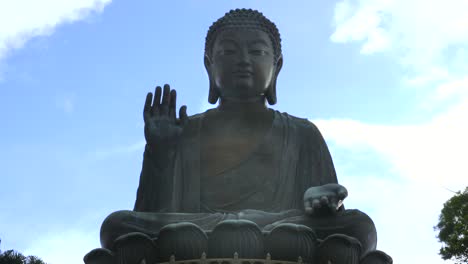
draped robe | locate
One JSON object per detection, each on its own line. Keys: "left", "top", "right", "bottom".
{"left": 134, "top": 110, "right": 338, "bottom": 213}
{"left": 100, "top": 110, "right": 376, "bottom": 253}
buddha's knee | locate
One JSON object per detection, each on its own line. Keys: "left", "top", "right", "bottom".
{"left": 340, "top": 209, "right": 375, "bottom": 228}
{"left": 302, "top": 209, "right": 378, "bottom": 255}
{"left": 264, "top": 209, "right": 377, "bottom": 254}
{"left": 100, "top": 210, "right": 135, "bottom": 249}
{"left": 338, "top": 209, "right": 377, "bottom": 254}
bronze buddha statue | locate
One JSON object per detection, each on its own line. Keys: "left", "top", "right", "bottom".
{"left": 97, "top": 9, "right": 387, "bottom": 263}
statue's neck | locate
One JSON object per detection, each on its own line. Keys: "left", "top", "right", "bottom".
{"left": 217, "top": 96, "right": 268, "bottom": 113}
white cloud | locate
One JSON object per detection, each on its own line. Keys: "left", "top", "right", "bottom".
{"left": 331, "top": 0, "right": 392, "bottom": 54}
{"left": 314, "top": 97, "right": 468, "bottom": 189}
{"left": 0, "top": 0, "right": 112, "bottom": 78}
{"left": 331, "top": 0, "right": 468, "bottom": 88}
{"left": 431, "top": 77, "right": 468, "bottom": 105}
{"left": 338, "top": 175, "right": 455, "bottom": 264}
{"left": 328, "top": 0, "right": 468, "bottom": 196}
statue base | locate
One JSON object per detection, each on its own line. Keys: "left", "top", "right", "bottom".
{"left": 85, "top": 221, "right": 392, "bottom": 264}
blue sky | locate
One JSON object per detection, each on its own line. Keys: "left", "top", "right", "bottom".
{"left": 1, "top": 1, "right": 467, "bottom": 263}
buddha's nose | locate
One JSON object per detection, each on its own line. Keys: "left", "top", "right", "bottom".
{"left": 237, "top": 49, "right": 251, "bottom": 66}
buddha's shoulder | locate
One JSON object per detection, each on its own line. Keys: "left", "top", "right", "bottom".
{"left": 185, "top": 109, "right": 324, "bottom": 136}
{"left": 187, "top": 112, "right": 206, "bottom": 122}
{"left": 183, "top": 109, "right": 216, "bottom": 130}
{"left": 186, "top": 109, "right": 215, "bottom": 122}
{"left": 274, "top": 110, "right": 322, "bottom": 134}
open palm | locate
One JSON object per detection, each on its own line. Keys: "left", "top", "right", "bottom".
{"left": 143, "top": 84, "right": 188, "bottom": 148}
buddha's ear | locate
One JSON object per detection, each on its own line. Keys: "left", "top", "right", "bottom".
{"left": 204, "top": 54, "right": 219, "bottom": 104}
{"left": 266, "top": 54, "right": 283, "bottom": 105}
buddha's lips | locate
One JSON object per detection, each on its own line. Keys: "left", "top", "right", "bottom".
{"left": 233, "top": 70, "right": 253, "bottom": 76}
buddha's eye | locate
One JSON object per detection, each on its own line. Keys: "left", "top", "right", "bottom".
{"left": 218, "top": 49, "right": 236, "bottom": 55}
{"left": 249, "top": 49, "right": 267, "bottom": 56}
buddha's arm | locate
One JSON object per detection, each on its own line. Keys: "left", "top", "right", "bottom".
{"left": 135, "top": 85, "right": 188, "bottom": 212}
{"left": 305, "top": 120, "right": 338, "bottom": 185}
{"left": 300, "top": 120, "right": 347, "bottom": 214}
{"left": 134, "top": 143, "right": 177, "bottom": 212}
{"left": 317, "top": 129, "right": 338, "bottom": 185}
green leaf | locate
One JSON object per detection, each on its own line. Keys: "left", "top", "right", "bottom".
{"left": 435, "top": 187, "right": 468, "bottom": 264}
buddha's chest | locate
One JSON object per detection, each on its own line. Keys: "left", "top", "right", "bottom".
{"left": 200, "top": 111, "right": 274, "bottom": 176}
{"left": 202, "top": 122, "right": 260, "bottom": 155}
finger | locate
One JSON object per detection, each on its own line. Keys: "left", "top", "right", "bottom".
{"left": 312, "top": 199, "right": 321, "bottom": 209}
{"left": 143, "top": 92, "right": 152, "bottom": 122}
{"left": 169, "top": 90, "right": 176, "bottom": 120}
{"left": 179, "top": 105, "right": 188, "bottom": 125}
{"left": 152, "top": 86, "right": 162, "bottom": 115}
{"left": 337, "top": 189, "right": 348, "bottom": 200}
{"left": 320, "top": 195, "right": 329, "bottom": 206}
{"left": 328, "top": 197, "right": 338, "bottom": 212}
{"left": 160, "top": 84, "right": 170, "bottom": 115}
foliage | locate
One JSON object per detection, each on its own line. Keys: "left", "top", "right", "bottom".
{"left": 0, "top": 250, "right": 47, "bottom": 264}
{"left": 435, "top": 187, "right": 468, "bottom": 264}
{"left": 24, "top": 255, "right": 47, "bottom": 264}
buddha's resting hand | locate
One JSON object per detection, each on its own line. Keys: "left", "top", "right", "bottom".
{"left": 143, "top": 84, "right": 188, "bottom": 151}
{"left": 303, "top": 183, "right": 348, "bottom": 216}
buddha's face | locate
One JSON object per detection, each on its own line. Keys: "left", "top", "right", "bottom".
{"left": 205, "top": 29, "right": 282, "bottom": 101}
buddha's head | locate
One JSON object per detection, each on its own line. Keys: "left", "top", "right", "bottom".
{"left": 204, "top": 9, "right": 283, "bottom": 105}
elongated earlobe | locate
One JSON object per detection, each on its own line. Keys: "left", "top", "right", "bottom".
{"left": 265, "top": 79, "right": 277, "bottom": 105}
{"left": 208, "top": 82, "right": 220, "bottom": 104}
{"left": 205, "top": 54, "right": 219, "bottom": 104}
{"left": 266, "top": 55, "right": 283, "bottom": 105}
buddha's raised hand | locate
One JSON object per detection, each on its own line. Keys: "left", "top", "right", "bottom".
{"left": 143, "top": 84, "right": 188, "bottom": 149}
{"left": 303, "top": 183, "right": 348, "bottom": 216}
